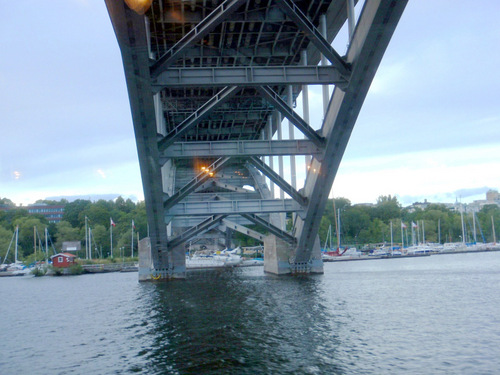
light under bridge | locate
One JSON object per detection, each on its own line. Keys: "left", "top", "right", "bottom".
{"left": 105, "top": 0, "right": 407, "bottom": 279}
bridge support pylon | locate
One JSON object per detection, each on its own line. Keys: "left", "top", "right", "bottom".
{"left": 138, "top": 238, "right": 186, "bottom": 281}
{"left": 264, "top": 235, "right": 323, "bottom": 275}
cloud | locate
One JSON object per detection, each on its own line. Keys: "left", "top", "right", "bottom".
{"left": 97, "top": 169, "right": 107, "bottom": 179}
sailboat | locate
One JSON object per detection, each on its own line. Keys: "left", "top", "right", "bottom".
{"left": 0, "top": 226, "right": 30, "bottom": 276}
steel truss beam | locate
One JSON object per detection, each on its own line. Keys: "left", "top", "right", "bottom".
{"left": 182, "top": 192, "right": 260, "bottom": 202}
{"left": 221, "top": 218, "right": 265, "bottom": 242}
{"left": 168, "top": 215, "right": 227, "bottom": 248}
{"left": 168, "top": 199, "right": 303, "bottom": 216}
{"left": 161, "top": 139, "right": 323, "bottom": 159}
{"left": 172, "top": 215, "right": 254, "bottom": 227}
{"left": 293, "top": 0, "right": 408, "bottom": 263}
{"left": 241, "top": 214, "right": 296, "bottom": 244}
{"left": 158, "top": 86, "right": 240, "bottom": 151}
{"left": 160, "top": 7, "right": 287, "bottom": 24}
{"left": 105, "top": 1, "right": 170, "bottom": 273}
{"left": 150, "top": 0, "right": 248, "bottom": 78}
{"left": 246, "top": 157, "right": 306, "bottom": 207}
{"left": 256, "top": 86, "right": 325, "bottom": 148}
{"left": 212, "top": 180, "right": 254, "bottom": 194}
{"left": 275, "top": 0, "right": 351, "bottom": 79}
{"left": 153, "top": 66, "right": 346, "bottom": 88}
{"left": 163, "top": 157, "right": 232, "bottom": 210}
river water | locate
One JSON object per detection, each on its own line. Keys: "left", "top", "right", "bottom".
{"left": 1, "top": 252, "right": 500, "bottom": 374}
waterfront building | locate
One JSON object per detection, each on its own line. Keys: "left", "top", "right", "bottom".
{"left": 51, "top": 253, "right": 77, "bottom": 268}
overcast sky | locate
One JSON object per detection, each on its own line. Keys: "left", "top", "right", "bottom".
{"left": 1, "top": 0, "right": 499, "bottom": 207}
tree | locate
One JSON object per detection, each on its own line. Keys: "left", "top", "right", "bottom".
{"left": 54, "top": 221, "right": 80, "bottom": 251}
{"left": 63, "top": 199, "right": 91, "bottom": 227}
{"left": 374, "top": 195, "right": 401, "bottom": 222}
{"left": 11, "top": 216, "right": 48, "bottom": 258}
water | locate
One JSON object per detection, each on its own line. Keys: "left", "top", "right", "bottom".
{"left": 1, "top": 252, "right": 500, "bottom": 374}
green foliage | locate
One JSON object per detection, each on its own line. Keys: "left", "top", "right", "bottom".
{"left": 69, "top": 264, "right": 84, "bottom": 275}
{"left": 1, "top": 194, "right": 499, "bottom": 257}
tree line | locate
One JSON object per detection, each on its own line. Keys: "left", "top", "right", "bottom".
{"left": 1, "top": 195, "right": 499, "bottom": 263}
{"left": 318, "top": 196, "right": 499, "bottom": 248}
{"left": 0, "top": 197, "right": 146, "bottom": 264}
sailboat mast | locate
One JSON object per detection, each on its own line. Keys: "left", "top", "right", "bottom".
{"left": 14, "top": 226, "right": 19, "bottom": 263}
{"left": 472, "top": 211, "right": 477, "bottom": 244}
{"left": 492, "top": 216, "right": 497, "bottom": 244}
{"left": 85, "top": 216, "right": 88, "bottom": 259}
{"left": 333, "top": 200, "right": 339, "bottom": 249}
{"left": 438, "top": 218, "right": 441, "bottom": 244}
{"left": 34, "top": 226, "right": 37, "bottom": 262}
{"left": 337, "top": 208, "right": 341, "bottom": 249}
{"left": 390, "top": 221, "right": 393, "bottom": 254}
{"left": 45, "top": 227, "right": 48, "bottom": 264}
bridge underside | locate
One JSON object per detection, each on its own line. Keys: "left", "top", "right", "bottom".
{"left": 106, "top": 0, "right": 407, "bottom": 279}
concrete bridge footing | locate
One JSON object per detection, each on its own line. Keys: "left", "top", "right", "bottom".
{"left": 138, "top": 238, "right": 186, "bottom": 281}
{"left": 264, "top": 235, "right": 324, "bottom": 275}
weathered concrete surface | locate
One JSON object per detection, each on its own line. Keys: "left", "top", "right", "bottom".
{"left": 138, "top": 237, "right": 186, "bottom": 281}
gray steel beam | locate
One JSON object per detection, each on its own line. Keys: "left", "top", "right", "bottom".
{"left": 221, "top": 218, "right": 265, "bottom": 242}
{"left": 212, "top": 181, "right": 254, "bottom": 194}
{"left": 181, "top": 192, "right": 261, "bottom": 202}
{"left": 173, "top": 215, "right": 254, "bottom": 227}
{"left": 275, "top": 0, "right": 351, "bottom": 79}
{"left": 294, "top": 0, "right": 408, "bottom": 262}
{"left": 158, "top": 86, "right": 240, "bottom": 151}
{"left": 153, "top": 65, "right": 346, "bottom": 88}
{"left": 246, "top": 157, "right": 307, "bottom": 207}
{"left": 241, "top": 214, "right": 296, "bottom": 244}
{"left": 160, "top": 7, "right": 286, "bottom": 24}
{"left": 163, "top": 157, "right": 232, "bottom": 210}
{"left": 105, "top": 1, "right": 170, "bottom": 272}
{"left": 161, "top": 139, "right": 323, "bottom": 159}
{"left": 168, "top": 199, "right": 303, "bottom": 216}
{"left": 256, "top": 86, "right": 326, "bottom": 148}
{"left": 150, "top": 0, "right": 248, "bottom": 78}
{"left": 168, "top": 215, "right": 227, "bottom": 248}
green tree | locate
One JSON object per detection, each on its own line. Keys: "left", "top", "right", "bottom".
{"left": 63, "top": 199, "right": 91, "bottom": 227}
{"left": 0, "top": 226, "right": 15, "bottom": 263}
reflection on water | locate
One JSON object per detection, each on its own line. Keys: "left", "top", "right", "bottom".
{"left": 1, "top": 252, "right": 500, "bottom": 374}
{"left": 142, "top": 269, "right": 344, "bottom": 374}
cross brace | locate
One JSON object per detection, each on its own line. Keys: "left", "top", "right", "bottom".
{"left": 150, "top": 0, "right": 248, "bottom": 78}
{"left": 161, "top": 139, "right": 323, "bottom": 159}
{"left": 153, "top": 65, "right": 346, "bottom": 88}
{"left": 168, "top": 215, "right": 227, "bottom": 248}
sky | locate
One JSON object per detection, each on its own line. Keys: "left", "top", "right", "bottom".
{"left": 1, "top": 0, "right": 499, "bottom": 207}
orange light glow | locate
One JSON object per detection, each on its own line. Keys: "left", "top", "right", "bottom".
{"left": 124, "top": 0, "right": 153, "bottom": 15}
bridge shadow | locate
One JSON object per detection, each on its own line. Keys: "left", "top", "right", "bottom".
{"left": 134, "top": 268, "right": 348, "bottom": 375}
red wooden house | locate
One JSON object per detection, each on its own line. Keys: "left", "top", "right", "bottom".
{"left": 51, "top": 253, "right": 77, "bottom": 268}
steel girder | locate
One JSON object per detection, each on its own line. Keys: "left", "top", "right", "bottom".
{"left": 161, "top": 140, "right": 323, "bottom": 159}
{"left": 293, "top": 0, "right": 408, "bottom": 262}
{"left": 169, "top": 199, "right": 303, "bottom": 216}
{"left": 168, "top": 215, "right": 227, "bottom": 248}
{"left": 105, "top": 0, "right": 171, "bottom": 274}
{"left": 153, "top": 65, "right": 346, "bottom": 88}
{"left": 107, "top": 0, "right": 407, "bottom": 273}
{"left": 246, "top": 157, "right": 307, "bottom": 207}
{"left": 150, "top": 0, "right": 249, "bottom": 78}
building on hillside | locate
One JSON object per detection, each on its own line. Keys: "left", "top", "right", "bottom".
{"left": 468, "top": 189, "right": 500, "bottom": 212}
{"left": 51, "top": 253, "right": 77, "bottom": 268}
{"left": 406, "top": 199, "right": 456, "bottom": 213}
{"left": 25, "top": 203, "right": 65, "bottom": 223}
